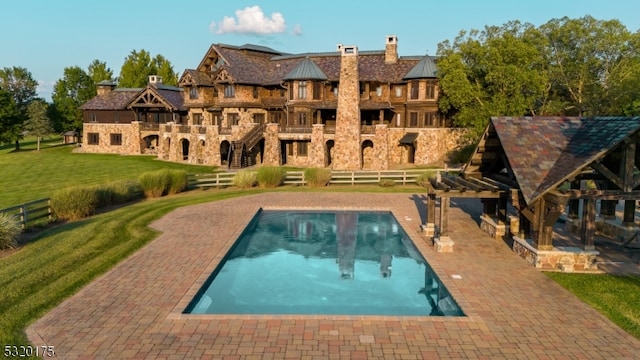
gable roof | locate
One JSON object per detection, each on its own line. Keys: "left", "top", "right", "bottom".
{"left": 489, "top": 116, "right": 640, "bottom": 205}
{"left": 80, "top": 89, "right": 140, "bottom": 110}
{"left": 125, "top": 83, "right": 184, "bottom": 111}
{"left": 403, "top": 55, "right": 438, "bottom": 79}
{"left": 283, "top": 57, "right": 328, "bottom": 80}
{"left": 180, "top": 69, "right": 214, "bottom": 87}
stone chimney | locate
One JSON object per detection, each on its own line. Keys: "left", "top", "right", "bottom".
{"left": 385, "top": 35, "right": 398, "bottom": 64}
{"left": 332, "top": 45, "right": 361, "bottom": 170}
{"left": 148, "top": 75, "right": 163, "bottom": 85}
{"left": 96, "top": 80, "right": 117, "bottom": 96}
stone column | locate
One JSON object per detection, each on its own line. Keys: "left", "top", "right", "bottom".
{"left": 262, "top": 123, "right": 281, "bottom": 165}
{"left": 309, "top": 124, "right": 325, "bottom": 167}
{"left": 332, "top": 45, "right": 361, "bottom": 170}
{"left": 373, "top": 124, "right": 389, "bottom": 170}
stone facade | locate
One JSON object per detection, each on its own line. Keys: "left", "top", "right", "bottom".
{"left": 512, "top": 236, "right": 599, "bottom": 272}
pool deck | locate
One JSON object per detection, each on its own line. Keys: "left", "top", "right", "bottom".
{"left": 27, "top": 192, "right": 640, "bottom": 359}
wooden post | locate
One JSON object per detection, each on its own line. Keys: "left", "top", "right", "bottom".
{"left": 427, "top": 194, "right": 436, "bottom": 225}
{"left": 600, "top": 200, "right": 617, "bottom": 219}
{"left": 19, "top": 204, "right": 27, "bottom": 230}
{"left": 567, "top": 181, "right": 580, "bottom": 219}
{"left": 581, "top": 198, "right": 596, "bottom": 250}
{"left": 486, "top": 199, "right": 497, "bottom": 217}
{"left": 439, "top": 196, "right": 450, "bottom": 237}
{"left": 623, "top": 200, "right": 636, "bottom": 226}
{"left": 498, "top": 193, "right": 508, "bottom": 225}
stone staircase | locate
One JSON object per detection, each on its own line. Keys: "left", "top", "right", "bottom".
{"left": 229, "top": 124, "right": 265, "bottom": 169}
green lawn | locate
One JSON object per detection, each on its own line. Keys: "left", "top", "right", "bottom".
{"left": 0, "top": 137, "right": 216, "bottom": 208}
{"left": 545, "top": 272, "right": 640, "bottom": 339}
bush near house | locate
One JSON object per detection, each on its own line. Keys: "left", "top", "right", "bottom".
{"left": 304, "top": 168, "right": 332, "bottom": 187}
{"left": 256, "top": 166, "right": 286, "bottom": 188}
{"left": 378, "top": 179, "right": 396, "bottom": 187}
{"left": 138, "top": 169, "right": 190, "bottom": 198}
{"left": 0, "top": 212, "right": 21, "bottom": 249}
{"left": 50, "top": 186, "right": 100, "bottom": 221}
{"left": 233, "top": 170, "right": 257, "bottom": 189}
{"left": 167, "top": 170, "right": 189, "bottom": 195}
{"left": 95, "top": 180, "right": 143, "bottom": 207}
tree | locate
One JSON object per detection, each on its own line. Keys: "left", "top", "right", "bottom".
{"left": 51, "top": 66, "right": 95, "bottom": 132}
{"left": 88, "top": 59, "right": 114, "bottom": 84}
{"left": 118, "top": 49, "right": 178, "bottom": 87}
{"left": 0, "top": 66, "right": 38, "bottom": 150}
{"left": 0, "top": 88, "right": 19, "bottom": 145}
{"left": 539, "top": 16, "right": 636, "bottom": 116}
{"left": 436, "top": 21, "right": 549, "bottom": 138}
{"left": 152, "top": 54, "right": 179, "bottom": 85}
{"left": 24, "top": 99, "right": 53, "bottom": 151}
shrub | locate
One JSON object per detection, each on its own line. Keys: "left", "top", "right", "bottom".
{"left": 304, "top": 167, "right": 332, "bottom": 187}
{"left": 138, "top": 170, "right": 171, "bottom": 198}
{"left": 256, "top": 166, "right": 285, "bottom": 188}
{"left": 50, "top": 186, "right": 99, "bottom": 220}
{"left": 0, "top": 212, "right": 21, "bottom": 249}
{"left": 378, "top": 179, "right": 396, "bottom": 187}
{"left": 233, "top": 170, "right": 257, "bottom": 189}
{"left": 95, "top": 180, "right": 142, "bottom": 207}
{"left": 167, "top": 170, "right": 188, "bottom": 195}
{"left": 448, "top": 143, "right": 476, "bottom": 164}
{"left": 415, "top": 171, "right": 435, "bottom": 188}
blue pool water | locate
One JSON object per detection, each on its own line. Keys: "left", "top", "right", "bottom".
{"left": 185, "top": 210, "right": 464, "bottom": 316}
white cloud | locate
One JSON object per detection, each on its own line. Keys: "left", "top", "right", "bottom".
{"left": 210, "top": 6, "right": 287, "bottom": 35}
{"left": 291, "top": 24, "right": 303, "bottom": 36}
{"left": 37, "top": 80, "right": 56, "bottom": 101}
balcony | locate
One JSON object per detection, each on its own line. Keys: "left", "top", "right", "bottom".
{"left": 279, "top": 125, "right": 312, "bottom": 133}
{"left": 177, "top": 125, "right": 191, "bottom": 133}
{"left": 140, "top": 122, "right": 159, "bottom": 131}
{"left": 219, "top": 126, "right": 232, "bottom": 135}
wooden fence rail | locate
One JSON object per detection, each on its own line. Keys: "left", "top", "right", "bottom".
{"left": 0, "top": 198, "right": 52, "bottom": 230}
{"left": 188, "top": 168, "right": 459, "bottom": 188}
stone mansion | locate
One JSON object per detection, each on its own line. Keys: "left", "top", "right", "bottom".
{"left": 80, "top": 36, "right": 464, "bottom": 170}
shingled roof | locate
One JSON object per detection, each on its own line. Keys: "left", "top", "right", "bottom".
{"left": 80, "top": 89, "right": 140, "bottom": 110}
{"left": 490, "top": 116, "right": 640, "bottom": 205}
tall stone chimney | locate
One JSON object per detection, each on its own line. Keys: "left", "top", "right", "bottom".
{"left": 332, "top": 45, "right": 361, "bottom": 170}
{"left": 385, "top": 35, "right": 398, "bottom": 64}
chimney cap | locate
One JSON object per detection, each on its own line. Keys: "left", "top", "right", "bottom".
{"left": 149, "top": 75, "right": 163, "bottom": 84}
{"left": 386, "top": 35, "right": 398, "bottom": 44}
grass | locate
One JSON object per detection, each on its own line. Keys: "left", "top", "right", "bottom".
{"left": 0, "top": 188, "right": 265, "bottom": 351}
{"left": 545, "top": 272, "right": 640, "bottom": 339}
{"left": 0, "top": 136, "right": 216, "bottom": 208}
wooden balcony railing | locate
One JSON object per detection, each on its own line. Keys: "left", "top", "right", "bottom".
{"left": 219, "top": 126, "right": 232, "bottom": 135}
{"left": 279, "top": 125, "right": 313, "bottom": 133}
{"left": 140, "top": 122, "right": 159, "bottom": 131}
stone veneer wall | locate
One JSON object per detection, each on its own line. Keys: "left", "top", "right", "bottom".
{"left": 332, "top": 47, "right": 361, "bottom": 170}
{"left": 309, "top": 125, "right": 326, "bottom": 167}
{"left": 372, "top": 125, "right": 389, "bottom": 170}
{"left": 388, "top": 128, "right": 467, "bottom": 166}
{"left": 82, "top": 123, "right": 142, "bottom": 155}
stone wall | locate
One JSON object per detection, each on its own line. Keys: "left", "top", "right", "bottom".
{"left": 82, "top": 123, "right": 142, "bottom": 155}
{"left": 512, "top": 236, "right": 600, "bottom": 272}
{"left": 387, "top": 128, "right": 467, "bottom": 167}
{"left": 262, "top": 124, "right": 281, "bottom": 166}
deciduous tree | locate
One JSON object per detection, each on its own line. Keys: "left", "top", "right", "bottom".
{"left": 51, "top": 66, "right": 95, "bottom": 132}
{"left": 24, "top": 99, "right": 53, "bottom": 151}
{"left": 88, "top": 59, "right": 114, "bottom": 84}
{"left": 0, "top": 67, "right": 38, "bottom": 150}
{"left": 118, "top": 49, "right": 178, "bottom": 87}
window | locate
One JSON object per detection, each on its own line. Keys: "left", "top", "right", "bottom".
{"left": 269, "top": 111, "right": 282, "bottom": 123}
{"left": 297, "top": 141, "right": 308, "bottom": 156}
{"left": 409, "top": 112, "right": 418, "bottom": 127}
{"left": 280, "top": 88, "right": 286, "bottom": 97}
{"left": 297, "top": 112, "right": 308, "bottom": 125}
{"left": 253, "top": 86, "right": 259, "bottom": 99}
{"left": 289, "top": 83, "right": 294, "bottom": 100}
{"left": 287, "top": 142, "right": 294, "bottom": 155}
{"left": 110, "top": 133, "right": 122, "bottom": 146}
{"left": 192, "top": 113, "right": 203, "bottom": 125}
{"left": 224, "top": 84, "right": 235, "bottom": 98}
{"left": 332, "top": 83, "right": 339, "bottom": 96}
{"left": 113, "top": 113, "right": 119, "bottom": 123}
{"left": 410, "top": 80, "right": 419, "bottom": 100}
{"left": 253, "top": 113, "right": 265, "bottom": 124}
{"left": 189, "top": 87, "right": 198, "bottom": 99}
{"left": 394, "top": 86, "right": 402, "bottom": 98}
{"left": 426, "top": 80, "right": 435, "bottom": 99}
{"left": 376, "top": 86, "right": 382, "bottom": 97}
{"left": 313, "top": 82, "right": 321, "bottom": 100}
{"left": 228, "top": 113, "right": 239, "bottom": 126}
{"left": 424, "top": 112, "right": 436, "bottom": 127}
{"left": 90, "top": 113, "right": 97, "bottom": 122}
{"left": 88, "top": 133, "right": 99, "bottom": 145}
{"left": 298, "top": 81, "right": 307, "bottom": 99}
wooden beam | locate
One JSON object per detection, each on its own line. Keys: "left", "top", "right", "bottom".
{"left": 463, "top": 176, "right": 500, "bottom": 192}
{"left": 520, "top": 207, "right": 535, "bottom": 224}
{"left": 451, "top": 175, "right": 491, "bottom": 192}
{"left": 439, "top": 196, "right": 450, "bottom": 237}
{"left": 543, "top": 191, "right": 569, "bottom": 208}
{"left": 482, "top": 176, "right": 516, "bottom": 190}
{"left": 591, "top": 161, "right": 624, "bottom": 190}
{"left": 624, "top": 140, "right": 636, "bottom": 192}
{"left": 441, "top": 176, "right": 466, "bottom": 192}
{"left": 564, "top": 189, "right": 640, "bottom": 200}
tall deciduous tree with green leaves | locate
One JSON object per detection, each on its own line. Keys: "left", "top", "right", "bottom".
{"left": 51, "top": 66, "right": 96, "bottom": 132}
{"left": 118, "top": 49, "right": 178, "bottom": 87}
{"left": 88, "top": 59, "right": 114, "bottom": 84}
{"left": 0, "top": 66, "right": 39, "bottom": 150}
{"left": 0, "top": 88, "right": 20, "bottom": 145}
{"left": 540, "top": 16, "right": 637, "bottom": 116}
{"left": 436, "top": 21, "right": 550, "bottom": 138}
{"left": 24, "top": 99, "right": 53, "bottom": 151}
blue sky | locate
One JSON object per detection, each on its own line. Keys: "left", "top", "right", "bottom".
{"left": 2, "top": 0, "right": 639, "bottom": 100}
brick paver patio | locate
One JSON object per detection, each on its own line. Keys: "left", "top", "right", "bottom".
{"left": 27, "top": 193, "right": 640, "bottom": 359}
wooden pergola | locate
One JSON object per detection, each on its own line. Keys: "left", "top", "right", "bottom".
{"left": 448, "top": 116, "right": 640, "bottom": 255}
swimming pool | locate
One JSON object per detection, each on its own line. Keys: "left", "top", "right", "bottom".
{"left": 185, "top": 210, "right": 464, "bottom": 316}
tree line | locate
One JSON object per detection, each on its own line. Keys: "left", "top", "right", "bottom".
{"left": 0, "top": 49, "right": 178, "bottom": 150}
{"left": 436, "top": 15, "right": 640, "bottom": 139}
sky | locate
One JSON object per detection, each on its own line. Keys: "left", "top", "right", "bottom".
{"left": 2, "top": 0, "right": 639, "bottom": 101}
